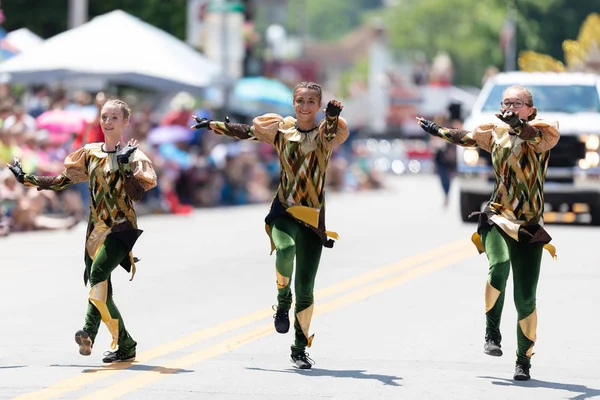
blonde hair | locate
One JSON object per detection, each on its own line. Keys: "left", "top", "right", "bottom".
{"left": 104, "top": 99, "right": 131, "bottom": 120}
{"left": 504, "top": 85, "right": 537, "bottom": 120}
{"left": 293, "top": 82, "right": 322, "bottom": 104}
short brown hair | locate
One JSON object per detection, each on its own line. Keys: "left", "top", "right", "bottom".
{"left": 293, "top": 82, "right": 322, "bottom": 104}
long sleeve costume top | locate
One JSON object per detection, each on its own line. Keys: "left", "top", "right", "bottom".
{"left": 23, "top": 143, "right": 157, "bottom": 281}
{"left": 433, "top": 120, "right": 560, "bottom": 256}
{"left": 210, "top": 112, "right": 349, "bottom": 250}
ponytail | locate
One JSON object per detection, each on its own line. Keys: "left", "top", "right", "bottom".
{"left": 528, "top": 107, "right": 537, "bottom": 121}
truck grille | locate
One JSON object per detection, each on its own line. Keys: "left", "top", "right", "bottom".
{"left": 548, "top": 136, "right": 586, "bottom": 167}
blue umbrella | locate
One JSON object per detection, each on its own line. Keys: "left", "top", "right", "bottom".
{"left": 233, "top": 76, "right": 293, "bottom": 105}
{"left": 158, "top": 142, "right": 193, "bottom": 169}
{"left": 0, "top": 27, "right": 16, "bottom": 62}
{"left": 229, "top": 77, "right": 295, "bottom": 116}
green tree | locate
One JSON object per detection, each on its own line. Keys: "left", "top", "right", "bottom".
{"left": 1, "top": 0, "right": 187, "bottom": 40}
{"left": 382, "top": 0, "right": 507, "bottom": 86}
{"left": 2, "top": 0, "right": 68, "bottom": 38}
{"left": 516, "top": 0, "right": 600, "bottom": 63}
{"left": 286, "top": 0, "right": 363, "bottom": 40}
{"left": 88, "top": 0, "right": 187, "bottom": 40}
{"left": 381, "top": 0, "right": 600, "bottom": 85}
{"left": 359, "top": 0, "right": 384, "bottom": 8}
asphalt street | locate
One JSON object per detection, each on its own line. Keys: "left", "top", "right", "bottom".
{"left": 1, "top": 174, "right": 599, "bottom": 400}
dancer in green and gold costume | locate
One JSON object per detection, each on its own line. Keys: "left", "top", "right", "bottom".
{"left": 417, "top": 85, "right": 560, "bottom": 381}
{"left": 7, "top": 99, "right": 157, "bottom": 363}
{"left": 191, "top": 82, "right": 349, "bottom": 369}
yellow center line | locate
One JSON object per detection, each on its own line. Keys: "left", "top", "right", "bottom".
{"left": 314, "top": 239, "right": 470, "bottom": 299}
{"left": 12, "top": 239, "right": 472, "bottom": 400}
{"left": 77, "top": 247, "right": 475, "bottom": 400}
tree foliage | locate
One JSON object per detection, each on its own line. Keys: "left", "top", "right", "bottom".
{"left": 2, "top": 0, "right": 68, "bottom": 38}
{"left": 516, "top": 0, "right": 600, "bottom": 62}
{"left": 283, "top": 0, "right": 368, "bottom": 40}
{"left": 382, "top": 0, "right": 507, "bottom": 86}
{"left": 2, "top": 0, "right": 187, "bottom": 40}
{"left": 3, "top": 0, "right": 600, "bottom": 87}
{"left": 381, "top": 0, "right": 600, "bottom": 85}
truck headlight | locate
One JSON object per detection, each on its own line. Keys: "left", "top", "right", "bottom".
{"left": 586, "top": 135, "right": 600, "bottom": 150}
{"left": 463, "top": 149, "right": 479, "bottom": 165}
{"left": 579, "top": 134, "right": 600, "bottom": 150}
{"left": 586, "top": 151, "right": 600, "bottom": 167}
{"left": 579, "top": 151, "right": 600, "bottom": 169}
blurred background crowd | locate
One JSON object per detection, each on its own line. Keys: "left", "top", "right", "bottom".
{"left": 0, "top": 85, "right": 386, "bottom": 235}
{"left": 0, "top": 0, "right": 598, "bottom": 235}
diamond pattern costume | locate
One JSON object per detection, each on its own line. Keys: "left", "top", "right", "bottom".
{"left": 431, "top": 119, "right": 559, "bottom": 369}
{"left": 209, "top": 112, "right": 348, "bottom": 355}
{"left": 22, "top": 142, "right": 157, "bottom": 353}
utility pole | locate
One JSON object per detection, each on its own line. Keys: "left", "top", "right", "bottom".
{"left": 221, "top": 0, "right": 230, "bottom": 118}
{"left": 503, "top": 0, "right": 517, "bottom": 72}
{"left": 68, "top": 0, "right": 88, "bottom": 29}
{"left": 205, "top": 0, "right": 244, "bottom": 117}
{"left": 296, "top": 0, "right": 308, "bottom": 58}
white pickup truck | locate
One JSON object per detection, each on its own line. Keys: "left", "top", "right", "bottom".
{"left": 458, "top": 71, "right": 600, "bottom": 224}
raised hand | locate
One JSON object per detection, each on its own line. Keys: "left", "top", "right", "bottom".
{"left": 416, "top": 117, "right": 440, "bottom": 135}
{"left": 495, "top": 109, "right": 523, "bottom": 128}
{"left": 6, "top": 158, "right": 25, "bottom": 183}
{"left": 325, "top": 100, "right": 343, "bottom": 117}
{"left": 116, "top": 139, "right": 138, "bottom": 164}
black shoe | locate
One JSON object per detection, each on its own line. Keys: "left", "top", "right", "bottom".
{"left": 513, "top": 363, "right": 531, "bottom": 381}
{"left": 290, "top": 352, "right": 314, "bottom": 369}
{"left": 272, "top": 305, "right": 290, "bottom": 334}
{"left": 484, "top": 338, "right": 503, "bottom": 356}
{"left": 74, "top": 330, "right": 93, "bottom": 356}
{"left": 102, "top": 349, "right": 136, "bottom": 363}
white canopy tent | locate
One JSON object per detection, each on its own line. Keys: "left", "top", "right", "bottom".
{"left": 5, "top": 28, "right": 44, "bottom": 53}
{"left": 0, "top": 10, "right": 219, "bottom": 94}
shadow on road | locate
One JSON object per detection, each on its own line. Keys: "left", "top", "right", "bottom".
{"left": 247, "top": 367, "right": 402, "bottom": 386}
{"left": 49, "top": 363, "right": 193, "bottom": 375}
{"left": 479, "top": 376, "right": 600, "bottom": 400}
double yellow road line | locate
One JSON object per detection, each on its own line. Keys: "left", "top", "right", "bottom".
{"left": 14, "top": 239, "right": 475, "bottom": 400}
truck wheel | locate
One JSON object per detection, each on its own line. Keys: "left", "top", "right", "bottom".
{"left": 460, "top": 192, "right": 479, "bottom": 223}
{"left": 590, "top": 205, "right": 600, "bottom": 226}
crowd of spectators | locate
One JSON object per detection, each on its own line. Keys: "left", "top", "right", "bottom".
{"left": 0, "top": 84, "right": 384, "bottom": 237}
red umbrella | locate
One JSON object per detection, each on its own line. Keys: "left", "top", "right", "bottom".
{"left": 36, "top": 109, "right": 88, "bottom": 146}
{"left": 160, "top": 109, "right": 192, "bottom": 127}
{"left": 36, "top": 109, "right": 88, "bottom": 134}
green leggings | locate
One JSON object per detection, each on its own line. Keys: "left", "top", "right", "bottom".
{"left": 270, "top": 217, "right": 323, "bottom": 355}
{"left": 481, "top": 225, "right": 543, "bottom": 367}
{"left": 84, "top": 236, "right": 137, "bottom": 352}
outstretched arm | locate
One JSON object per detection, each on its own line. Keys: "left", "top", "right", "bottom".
{"left": 416, "top": 117, "right": 479, "bottom": 148}
{"left": 23, "top": 172, "right": 76, "bottom": 191}
{"left": 7, "top": 147, "right": 88, "bottom": 190}
{"left": 191, "top": 116, "right": 258, "bottom": 140}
